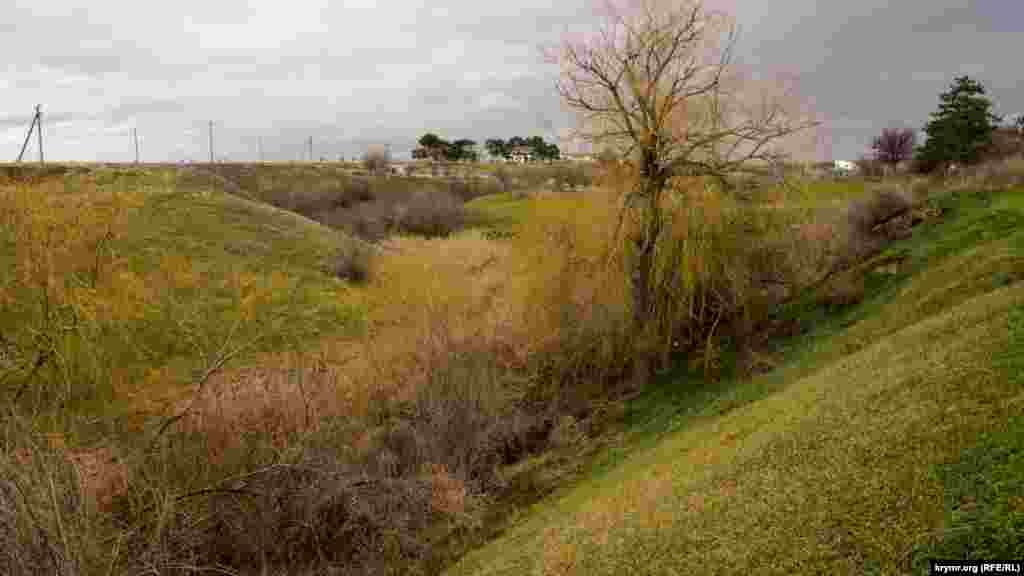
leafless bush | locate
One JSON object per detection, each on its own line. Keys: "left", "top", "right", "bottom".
{"left": 115, "top": 322, "right": 550, "bottom": 575}
{"left": 346, "top": 177, "right": 375, "bottom": 204}
{"left": 987, "top": 127, "right": 1024, "bottom": 160}
{"left": 872, "top": 127, "right": 916, "bottom": 166}
{"left": 389, "top": 190, "right": 467, "bottom": 237}
{"left": 847, "top": 186, "right": 914, "bottom": 240}
{"left": 955, "top": 156, "right": 1024, "bottom": 190}
{"left": 328, "top": 241, "right": 374, "bottom": 284}
{"left": 857, "top": 156, "right": 887, "bottom": 180}
{"left": 405, "top": 344, "right": 542, "bottom": 491}
{"left": 445, "top": 178, "right": 503, "bottom": 202}
{"left": 112, "top": 437, "right": 441, "bottom": 575}
{"left": 817, "top": 272, "right": 867, "bottom": 311}
{"left": 536, "top": 164, "right": 596, "bottom": 192}
{"left": 182, "top": 462, "right": 437, "bottom": 574}
{"left": 0, "top": 421, "right": 89, "bottom": 576}
{"left": 774, "top": 186, "right": 914, "bottom": 314}
{"left": 492, "top": 166, "right": 512, "bottom": 192}
{"left": 363, "top": 145, "right": 391, "bottom": 176}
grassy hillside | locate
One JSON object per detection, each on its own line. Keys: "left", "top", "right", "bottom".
{"left": 447, "top": 186, "right": 1024, "bottom": 575}
{"left": 4, "top": 161, "right": 1020, "bottom": 575}
{"left": 0, "top": 163, "right": 609, "bottom": 575}
{"left": 0, "top": 165, "right": 363, "bottom": 441}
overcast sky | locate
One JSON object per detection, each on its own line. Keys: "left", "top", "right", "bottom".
{"left": 2, "top": 0, "right": 1022, "bottom": 162}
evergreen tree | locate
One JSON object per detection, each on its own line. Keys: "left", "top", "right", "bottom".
{"left": 917, "top": 76, "right": 1001, "bottom": 170}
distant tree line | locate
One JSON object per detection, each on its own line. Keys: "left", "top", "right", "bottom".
{"left": 411, "top": 133, "right": 561, "bottom": 162}
{"left": 483, "top": 136, "right": 560, "bottom": 162}
{"left": 868, "top": 75, "right": 1022, "bottom": 174}
{"left": 412, "top": 133, "right": 480, "bottom": 162}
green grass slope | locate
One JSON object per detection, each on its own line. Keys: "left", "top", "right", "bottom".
{"left": 447, "top": 186, "right": 1024, "bottom": 575}
{"left": 0, "top": 166, "right": 364, "bottom": 438}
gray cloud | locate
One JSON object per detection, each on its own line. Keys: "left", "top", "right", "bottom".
{"left": 732, "top": 0, "right": 1024, "bottom": 159}
{"left": 2, "top": 0, "right": 1021, "bottom": 163}
{"left": 0, "top": 110, "right": 78, "bottom": 135}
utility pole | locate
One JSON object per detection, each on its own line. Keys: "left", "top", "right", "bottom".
{"left": 258, "top": 136, "right": 264, "bottom": 163}
{"left": 16, "top": 106, "right": 39, "bottom": 163}
{"left": 133, "top": 127, "right": 139, "bottom": 164}
{"left": 308, "top": 136, "right": 313, "bottom": 162}
{"left": 208, "top": 120, "right": 214, "bottom": 164}
{"left": 37, "top": 105, "right": 43, "bottom": 164}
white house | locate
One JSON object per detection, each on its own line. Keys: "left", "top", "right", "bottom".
{"left": 833, "top": 160, "right": 859, "bottom": 176}
{"left": 508, "top": 146, "right": 534, "bottom": 164}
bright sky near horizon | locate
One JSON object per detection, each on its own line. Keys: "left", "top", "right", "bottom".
{"left": 2, "top": 0, "right": 1021, "bottom": 163}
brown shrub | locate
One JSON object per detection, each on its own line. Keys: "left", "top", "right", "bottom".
{"left": 328, "top": 241, "right": 374, "bottom": 284}
{"left": 817, "top": 272, "right": 867, "bottom": 310}
{"left": 445, "top": 178, "right": 503, "bottom": 202}
{"left": 964, "top": 156, "right": 1024, "bottom": 190}
{"left": 856, "top": 156, "right": 887, "bottom": 180}
{"left": 135, "top": 334, "right": 543, "bottom": 575}
{"left": 389, "top": 190, "right": 467, "bottom": 238}
{"left": 492, "top": 166, "right": 512, "bottom": 192}
{"left": 347, "top": 176, "right": 376, "bottom": 203}
{"left": 119, "top": 443, "right": 444, "bottom": 576}
{"left": 0, "top": 420, "right": 92, "bottom": 576}
{"left": 847, "top": 186, "right": 913, "bottom": 236}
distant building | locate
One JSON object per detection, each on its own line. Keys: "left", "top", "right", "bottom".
{"left": 833, "top": 160, "right": 859, "bottom": 176}
{"left": 508, "top": 145, "right": 534, "bottom": 164}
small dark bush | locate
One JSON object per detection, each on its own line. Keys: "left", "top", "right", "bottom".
{"left": 551, "top": 164, "right": 594, "bottom": 190}
{"left": 492, "top": 167, "right": 512, "bottom": 192}
{"left": 856, "top": 156, "right": 887, "bottom": 180}
{"left": 347, "top": 177, "right": 375, "bottom": 203}
{"left": 447, "top": 179, "right": 473, "bottom": 202}
{"left": 329, "top": 242, "right": 373, "bottom": 284}
{"left": 444, "top": 178, "right": 504, "bottom": 202}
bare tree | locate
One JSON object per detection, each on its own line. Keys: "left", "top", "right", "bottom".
{"left": 871, "top": 127, "right": 916, "bottom": 166}
{"left": 363, "top": 144, "right": 391, "bottom": 175}
{"left": 553, "top": 0, "right": 817, "bottom": 378}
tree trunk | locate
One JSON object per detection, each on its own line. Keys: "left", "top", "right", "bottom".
{"left": 630, "top": 238, "right": 654, "bottom": 388}
{"left": 629, "top": 175, "right": 665, "bottom": 389}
